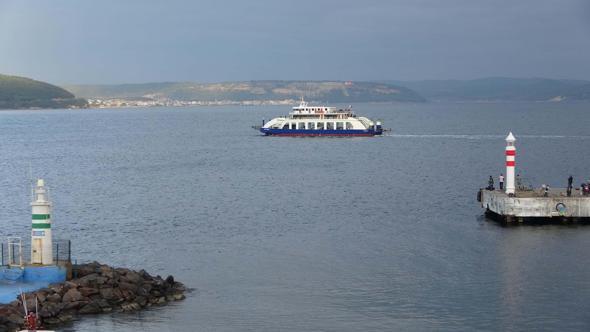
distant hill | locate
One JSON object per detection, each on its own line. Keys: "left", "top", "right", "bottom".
{"left": 64, "top": 81, "right": 426, "bottom": 103}
{"left": 387, "top": 77, "right": 590, "bottom": 102}
{"left": 0, "top": 74, "right": 87, "bottom": 109}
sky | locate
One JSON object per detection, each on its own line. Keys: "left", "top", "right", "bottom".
{"left": 0, "top": 0, "right": 589, "bottom": 85}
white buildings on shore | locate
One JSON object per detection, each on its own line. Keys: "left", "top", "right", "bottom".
{"left": 87, "top": 98, "right": 296, "bottom": 108}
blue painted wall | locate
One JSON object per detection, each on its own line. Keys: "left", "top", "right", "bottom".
{"left": 23, "top": 266, "right": 66, "bottom": 283}
{"left": 0, "top": 265, "right": 67, "bottom": 304}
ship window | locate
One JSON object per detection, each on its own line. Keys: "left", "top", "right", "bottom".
{"left": 346, "top": 122, "right": 353, "bottom": 129}
{"left": 298, "top": 122, "right": 305, "bottom": 130}
{"left": 290, "top": 123, "right": 295, "bottom": 130}
{"left": 326, "top": 122, "right": 334, "bottom": 130}
{"left": 307, "top": 122, "right": 314, "bottom": 130}
{"left": 336, "top": 122, "right": 344, "bottom": 130}
{"left": 282, "top": 123, "right": 289, "bottom": 130}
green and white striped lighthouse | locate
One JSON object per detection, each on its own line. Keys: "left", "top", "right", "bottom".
{"left": 31, "top": 179, "right": 53, "bottom": 265}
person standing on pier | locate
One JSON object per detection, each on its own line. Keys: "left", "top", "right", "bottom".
{"left": 567, "top": 176, "right": 573, "bottom": 197}
{"left": 542, "top": 184, "right": 549, "bottom": 197}
{"left": 499, "top": 173, "right": 505, "bottom": 190}
{"left": 487, "top": 176, "right": 494, "bottom": 190}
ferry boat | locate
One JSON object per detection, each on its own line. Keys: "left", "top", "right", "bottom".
{"left": 258, "top": 100, "right": 384, "bottom": 137}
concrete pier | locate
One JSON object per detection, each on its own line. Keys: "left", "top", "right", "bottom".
{"left": 480, "top": 189, "right": 590, "bottom": 222}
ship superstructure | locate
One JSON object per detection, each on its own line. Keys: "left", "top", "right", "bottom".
{"left": 259, "top": 100, "right": 384, "bottom": 136}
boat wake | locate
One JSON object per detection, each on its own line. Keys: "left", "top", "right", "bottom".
{"left": 386, "top": 134, "right": 590, "bottom": 140}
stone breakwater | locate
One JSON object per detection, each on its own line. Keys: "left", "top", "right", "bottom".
{"left": 0, "top": 262, "right": 186, "bottom": 331}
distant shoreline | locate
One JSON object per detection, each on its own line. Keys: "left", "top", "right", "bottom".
{"left": 3, "top": 99, "right": 587, "bottom": 112}
{"left": 4, "top": 76, "right": 590, "bottom": 110}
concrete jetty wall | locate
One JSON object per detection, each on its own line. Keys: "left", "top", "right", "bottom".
{"left": 481, "top": 189, "right": 590, "bottom": 221}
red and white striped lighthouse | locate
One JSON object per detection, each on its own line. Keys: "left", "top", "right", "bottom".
{"left": 505, "top": 132, "right": 516, "bottom": 195}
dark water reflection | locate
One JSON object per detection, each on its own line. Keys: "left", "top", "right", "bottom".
{"left": 1, "top": 102, "right": 590, "bottom": 331}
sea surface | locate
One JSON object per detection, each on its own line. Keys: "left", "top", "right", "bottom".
{"left": 1, "top": 102, "right": 590, "bottom": 331}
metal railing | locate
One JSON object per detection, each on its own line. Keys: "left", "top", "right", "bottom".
{"left": 54, "top": 239, "right": 72, "bottom": 263}
{"left": 1, "top": 239, "right": 71, "bottom": 267}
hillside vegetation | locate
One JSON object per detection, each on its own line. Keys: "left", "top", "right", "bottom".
{"left": 0, "top": 74, "right": 87, "bottom": 109}
{"left": 65, "top": 81, "right": 426, "bottom": 103}
{"left": 388, "top": 77, "right": 590, "bottom": 102}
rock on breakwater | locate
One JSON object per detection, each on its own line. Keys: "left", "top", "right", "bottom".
{"left": 0, "top": 262, "right": 186, "bottom": 331}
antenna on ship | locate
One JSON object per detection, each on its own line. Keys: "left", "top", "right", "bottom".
{"left": 299, "top": 95, "right": 307, "bottom": 107}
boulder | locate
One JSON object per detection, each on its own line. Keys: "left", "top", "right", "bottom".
{"left": 99, "top": 287, "right": 114, "bottom": 300}
{"left": 95, "top": 298, "right": 111, "bottom": 309}
{"left": 39, "top": 302, "right": 65, "bottom": 318}
{"left": 63, "top": 300, "right": 88, "bottom": 310}
{"left": 119, "top": 281, "right": 138, "bottom": 293}
{"left": 79, "top": 302, "right": 102, "bottom": 315}
{"left": 36, "top": 291, "right": 48, "bottom": 303}
{"left": 173, "top": 282, "right": 186, "bottom": 292}
{"left": 120, "top": 289, "right": 136, "bottom": 301}
{"left": 120, "top": 302, "right": 141, "bottom": 312}
{"left": 135, "top": 296, "right": 148, "bottom": 307}
{"left": 76, "top": 273, "right": 99, "bottom": 287}
{"left": 99, "top": 265, "right": 115, "bottom": 279}
{"left": 64, "top": 281, "right": 78, "bottom": 289}
{"left": 62, "top": 288, "right": 83, "bottom": 303}
{"left": 6, "top": 313, "right": 23, "bottom": 326}
{"left": 99, "top": 287, "right": 123, "bottom": 301}
{"left": 49, "top": 283, "right": 65, "bottom": 293}
{"left": 122, "top": 271, "right": 142, "bottom": 284}
{"left": 139, "top": 269, "right": 152, "bottom": 279}
{"left": 165, "top": 275, "right": 175, "bottom": 285}
{"left": 47, "top": 293, "right": 62, "bottom": 303}
{"left": 79, "top": 287, "right": 99, "bottom": 297}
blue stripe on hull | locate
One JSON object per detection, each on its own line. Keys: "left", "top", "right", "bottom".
{"left": 260, "top": 128, "right": 382, "bottom": 136}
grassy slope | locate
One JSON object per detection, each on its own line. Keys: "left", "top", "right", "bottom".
{"left": 64, "top": 80, "right": 426, "bottom": 103}
{"left": 0, "top": 74, "right": 87, "bottom": 109}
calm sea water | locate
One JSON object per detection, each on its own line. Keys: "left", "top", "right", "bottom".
{"left": 1, "top": 102, "right": 590, "bottom": 331}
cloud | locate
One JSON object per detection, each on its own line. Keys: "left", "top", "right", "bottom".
{"left": 0, "top": 0, "right": 588, "bottom": 84}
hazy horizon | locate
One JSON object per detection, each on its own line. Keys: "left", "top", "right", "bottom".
{"left": 56, "top": 76, "right": 590, "bottom": 87}
{"left": 1, "top": 0, "right": 589, "bottom": 85}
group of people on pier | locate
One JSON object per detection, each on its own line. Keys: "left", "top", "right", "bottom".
{"left": 485, "top": 174, "right": 590, "bottom": 197}
{"left": 485, "top": 173, "right": 522, "bottom": 191}
{"left": 580, "top": 178, "right": 590, "bottom": 196}
{"left": 565, "top": 176, "right": 590, "bottom": 197}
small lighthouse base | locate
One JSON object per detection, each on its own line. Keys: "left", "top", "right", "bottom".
{"left": 480, "top": 189, "right": 590, "bottom": 224}
{"left": 0, "top": 266, "right": 67, "bottom": 304}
